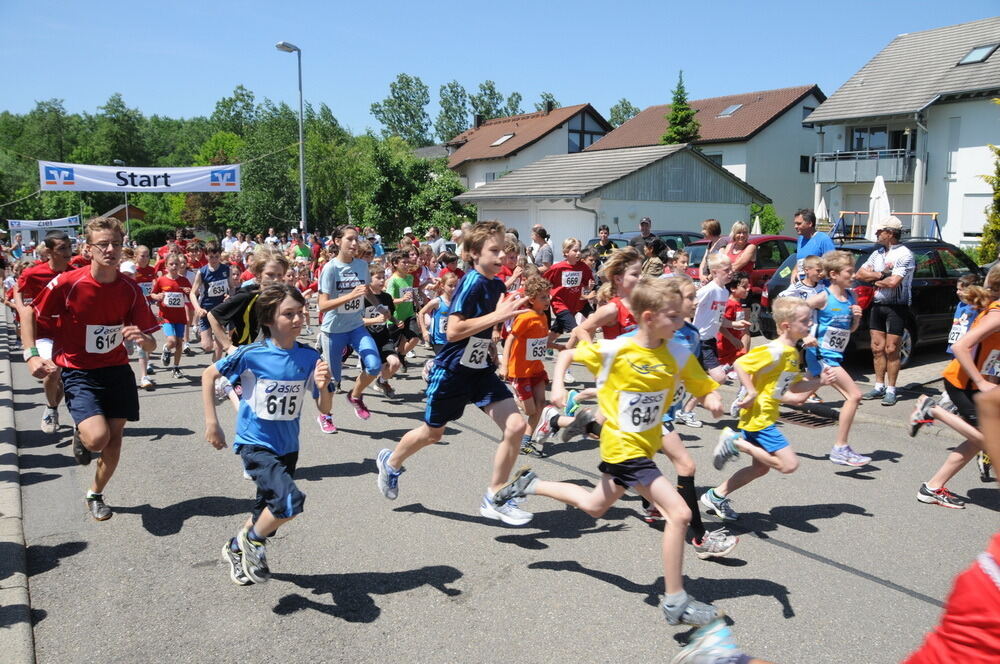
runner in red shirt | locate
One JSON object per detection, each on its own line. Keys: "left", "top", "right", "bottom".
{"left": 15, "top": 230, "right": 73, "bottom": 435}
{"left": 24, "top": 216, "right": 160, "bottom": 521}
{"left": 132, "top": 245, "right": 158, "bottom": 389}
{"left": 543, "top": 237, "right": 593, "bottom": 336}
{"left": 150, "top": 253, "right": 193, "bottom": 379}
{"left": 68, "top": 240, "right": 91, "bottom": 269}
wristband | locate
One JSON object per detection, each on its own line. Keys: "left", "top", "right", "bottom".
{"left": 23, "top": 347, "right": 40, "bottom": 361}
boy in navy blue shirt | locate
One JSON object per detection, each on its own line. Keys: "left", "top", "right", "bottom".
{"left": 375, "top": 221, "right": 534, "bottom": 525}
{"left": 202, "top": 284, "right": 332, "bottom": 585}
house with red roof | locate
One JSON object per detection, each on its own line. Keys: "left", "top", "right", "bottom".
{"left": 587, "top": 85, "right": 825, "bottom": 224}
{"left": 446, "top": 103, "right": 613, "bottom": 190}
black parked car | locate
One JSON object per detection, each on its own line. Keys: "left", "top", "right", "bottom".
{"left": 757, "top": 239, "right": 982, "bottom": 367}
{"left": 586, "top": 230, "right": 703, "bottom": 252}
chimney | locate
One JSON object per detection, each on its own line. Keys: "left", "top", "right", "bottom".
{"left": 544, "top": 100, "right": 554, "bottom": 114}
{"left": 474, "top": 114, "right": 484, "bottom": 129}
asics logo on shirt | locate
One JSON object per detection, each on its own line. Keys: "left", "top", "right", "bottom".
{"left": 626, "top": 393, "right": 665, "bottom": 406}
{"left": 264, "top": 382, "right": 302, "bottom": 394}
{"left": 628, "top": 360, "right": 669, "bottom": 375}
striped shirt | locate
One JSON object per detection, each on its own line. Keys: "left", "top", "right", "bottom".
{"left": 860, "top": 244, "right": 914, "bottom": 305}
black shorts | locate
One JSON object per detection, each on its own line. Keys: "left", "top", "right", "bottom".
{"left": 869, "top": 303, "right": 909, "bottom": 336}
{"left": 62, "top": 364, "right": 139, "bottom": 424}
{"left": 944, "top": 382, "right": 979, "bottom": 427}
{"left": 239, "top": 446, "right": 305, "bottom": 521}
{"left": 398, "top": 316, "right": 420, "bottom": 341}
{"left": 424, "top": 367, "right": 513, "bottom": 428}
{"left": 549, "top": 310, "right": 578, "bottom": 334}
{"left": 698, "top": 339, "right": 721, "bottom": 371}
{"left": 378, "top": 341, "right": 401, "bottom": 363}
{"left": 598, "top": 457, "right": 663, "bottom": 488}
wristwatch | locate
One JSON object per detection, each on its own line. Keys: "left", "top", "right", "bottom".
{"left": 22, "top": 347, "right": 39, "bottom": 361}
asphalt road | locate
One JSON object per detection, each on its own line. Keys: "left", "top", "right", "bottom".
{"left": 11, "top": 332, "right": 998, "bottom": 664}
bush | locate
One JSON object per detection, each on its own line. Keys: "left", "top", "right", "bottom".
{"left": 131, "top": 224, "right": 176, "bottom": 249}
{"left": 749, "top": 203, "right": 786, "bottom": 235}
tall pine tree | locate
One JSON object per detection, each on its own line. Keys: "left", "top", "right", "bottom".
{"left": 660, "top": 71, "right": 700, "bottom": 144}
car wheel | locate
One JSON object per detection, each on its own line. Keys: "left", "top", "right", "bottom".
{"left": 898, "top": 325, "right": 915, "bottom": 369}
{"left": 748, "top": 302, "right": 761, "bottom": 336}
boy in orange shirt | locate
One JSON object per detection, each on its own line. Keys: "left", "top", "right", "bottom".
{"left": 501, "top": 276, "right": 561, "bottom": 457}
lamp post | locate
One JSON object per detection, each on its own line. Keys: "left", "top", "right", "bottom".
{"left": 111, "top": 159, "right": 130, "bottom": 240}
{"left": 275, "top": 40, "right": 307, "bottom": 234}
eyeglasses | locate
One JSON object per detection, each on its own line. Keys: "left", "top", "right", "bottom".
{"left": 90, "top": 241, "right": 123, "bottom": 251}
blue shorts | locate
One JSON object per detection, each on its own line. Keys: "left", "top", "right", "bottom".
{"left": 424, "top": 367, "right": 513, "bottom": 428}
{"left": 239, "top": 446, "right": 305, "bottom": 521}
{"left": 197, "top": 314, "right": 213, "bottom": 333}
{"left": 740, "top": 425, "right": 788, "bottom": 453}
{"left": 62, "top": 364, "right": 140, "bottom": 424}
{"left": 549, "top": 309, "right": 577, "bottom": 334}
{"left": 162, "top": 322, "right": 186, "bottom": 338}
{"left": 320, "top": 325, "right": 382, "bottom": 383}
{"left": 805, "top": 347, "right": 843, "bottom": 377}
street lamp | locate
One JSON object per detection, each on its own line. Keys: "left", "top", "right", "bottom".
{"left": 111, "top": 159, "right": 130, "bottom": 239}
{"left": 275, "top": 40, "right": 308, "bottom": 234}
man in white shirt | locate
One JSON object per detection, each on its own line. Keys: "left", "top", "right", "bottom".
{"left": 220, "top": 228, "right": 239, "bottom": 253}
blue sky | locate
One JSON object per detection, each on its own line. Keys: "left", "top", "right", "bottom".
{"left": 1, "top": 1, "right": 996, "bottom": 138}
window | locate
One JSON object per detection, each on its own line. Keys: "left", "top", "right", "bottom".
{"left": 490, "top": 133, "right": 514, "bottom": 147}
{"left": 717, "top": 104, "right": 742, "bottom": 117}
{"left": 913, "top": 250, "right": 938, "bottom": 279}
{"left": 936, "top": 247, "right": 974, "bottom": 278}
{"left": 848, "top": 126, "right": 888, "bottom": 151}
{"left": 567, "top": 112, "right": 606, "bottom": 153}
{"left": 704, "top": 153, "right": 723, "bottom": 166}
{"left": 958, "top": 43, "right": 998, "bottom": 65}
{"left": 802, "top": 106, "right": 815, "bottom": 129}
{"left": 484, "top": 172, "right": 496, "bottom": 183}
{"left": 799, "top": 155, "right": 813, "bottom": 173}
{"left": 755, "top": 241, "right": 783, "bottom": 269}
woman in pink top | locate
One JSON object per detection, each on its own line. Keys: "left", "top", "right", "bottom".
{"left": 725, "top": 221, "right": 756, "bottom": 273}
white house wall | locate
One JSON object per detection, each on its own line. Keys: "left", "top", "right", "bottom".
{"left": 697, "top": 144, "right": 747, "bottom": 182}
{"left": 598, "top": 200, "right": 752, "bottom": 236}
{"left": 460, "top": 126, "right": 570, "bottom": 190}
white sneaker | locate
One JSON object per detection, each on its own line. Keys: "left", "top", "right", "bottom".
{"left": 480, "top": 493, "right": 533, "bottom": 526}
{"left": 564, "top": 370, "right": 575, "bottom": 384}
{"left": 139, "top": 376, "right": 155, "bottom": 391}
{"left": 40, "top": 408, "right": 59, "bottom": 434}
{"left": 406, "top": 350, "right": 417, "bottom": 359}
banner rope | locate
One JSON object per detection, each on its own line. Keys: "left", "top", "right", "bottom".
{"left": 0, "top": 188, "right": 42, "bottom": 209}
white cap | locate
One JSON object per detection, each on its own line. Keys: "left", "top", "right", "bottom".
{"left": 403, "top": 226, "right": 414, "bottom": 235}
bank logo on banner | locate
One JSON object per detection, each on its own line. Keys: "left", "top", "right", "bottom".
{"left": 210, "top": 168, "right": 237, "bottom": 187}
{"left": 43, "top": 165, "right": 75, "bottom": 186}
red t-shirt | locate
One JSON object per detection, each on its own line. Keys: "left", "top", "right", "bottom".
{"left": 716, "top": 298, "right": 748, "bottom": 365}
{"left": 239, "top": 269, "right": 254, "bottom": 283}
{"left": 32, "top": 267, "right": 160, "bottom": 369}
{"left": 17, "top": 262, "right": 69, "bottom": 338}
{"left": 188, "top": 256, "right": 207, "bottom": 270}
{"left": 544, "top": 261, "right": 593, "bottom": 314}
{"left": 152, "top": 275, "right": 193, "bottom": 324}
{"left": 600, "top": 297, "right": 637, "bottom": 340}
{"left": 158, "top": 240, "right": 187, "bottom": 258}
{"left": 133, "top": 265, "right": 157, "bottom": 297}
{"left": 229, "top": 260, "right": 245, "bottom": 274}
{"left": 497, "top": 265, "right": 513, "bottom": 282}
{"left": 440, "top": 266, "right": 465, "bottom": 281}
{"left": 69, "top": 255, "right": 90, "bottom": 269}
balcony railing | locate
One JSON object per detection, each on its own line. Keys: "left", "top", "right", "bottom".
{"left": 814, "top": 149, "right": 915, "bottom": 184}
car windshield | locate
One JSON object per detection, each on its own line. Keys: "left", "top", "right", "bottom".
{"left": 686, "top": 243, "right": 707, "bottom": 266}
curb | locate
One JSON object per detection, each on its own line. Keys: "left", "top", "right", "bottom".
{"left": 0, "top": 305, "right": 35, "bottom": 663}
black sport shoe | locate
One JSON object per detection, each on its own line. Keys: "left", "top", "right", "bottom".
{"left": 492, "top": 467, "right": 538, "bottom": 506}
{"left": 916, "top": 483, "right": 965, "bottom": 509}
{"left": 977, "top": 452, "right": 993, "bottom": 483}
{"left": 72, "top": 428, "right": 92, "bottom": 466}
{"left": 86, "top": 494, "right": 113, "bottom": 521}
{"left": 160, "top": 347, "right": 171, "bottom": 368}
{"left": 172, "top": 367, "right": 185, "bottom": 380}
{"left": 221, "top": 541, "right": 253, "bottom": 586}
{"left": 237, "top": 528, "right": 271, "bottom": 583}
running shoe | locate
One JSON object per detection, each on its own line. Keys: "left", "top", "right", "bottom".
{"left": 316, "top": 414, "right": 337, "bottom": 434}
{"left": 376, "top": 448, "right": 404, "bottom": 500}
{"left": 662, "top": 596, "right": 723, "bottom": 627}
{"left": 40, "top": 408, "right": 58, "bottom": 434}
{"left": 380, "top": 380, "right": 396, "bottom": 398}
{"left": 236, "top": 527, "right": 270, "bottom": 583}
{"left": 399, "top": 357, "right": 409, "bottom": 373}
{"left": 829, "top": 445, "right": 872, "bottom": 467}
{"left": 532, "top": 405, "right": 560, "bottom": 444}
{"left": 677, "top": 411, "right": 703, "bottom": 428}
{"left": 691, "top": 528, "right": 738, "bottom": 560}
{"left": 183, "top": 342, "right": 194, "bottom": 355}
{"left": 86, "top": 493, "right": 112, "bottom": 521}
{"left": 908, "top": 395, "right": 939, "bottom": 437}
{"left": 712, "top": 428, "right": 741, "bottom": 470}
{"left": 406, "top": 350, "right": 417, "bottom": 359}
{"left": 564, "top": 390, "right": 581, "bottom": 416}
{"left": 347, "top": 394, "right": 371, "bottom": 420}
{"left": 563, "top": 370, "right": 575, "bottom": 384}
{"left": 978, "top": 452, "right": 993, "bottom": 483}
{"left": 727, "top": 386, "right": 746, "bottom": 418}
{"left": 861, "top": 386, "right": 885, "bottom": 400}
{"left": 917, "top": 483, "right": 965, "bottom": 509}
{"left": 421, "top": 359, "right": 434, "bottom": 383}
{"left": 172, "top": 367, "right": 185, "bottom": 380}
{"left": 492, "top": 467, "right": 538, "bottom": 506}
{"left": 669, "top": 618, "right": 743, "bottom": 664}
{"left": 480, "top": 493, "right": 533, "bottom": 526}
{"left": 221, "top": 541, "right": 253, "bottom": 586}
{"left": 160, "top": 347, "right": 171, "bottom": 367}
{"left": 561, "top": 407, "right": 595, "bottom": 443}
{"left": 700, "top": 489, "right": 739, "bottom": 521}
{"left": 72, "top": 428, "right": 92, "bottom": 466}
{"left": 139, "top": 376, "right": 155, "bottom": 391}
{"left": 642, "top": 505, "right": 664, "bottom": 523}
{"left": 520, "top": 441, "right": 546, "bottom": 458}
{"left": 806, "top": 394, "right": 823, "bottom": 404}
{"left": 882, "top": 390, "right": 899, "bottom": 406}
{"left": 146, "top": 364, "right": 156, "bottom": 376}
{"left": 213, "top": 376, "right": 229, "bottom": 402}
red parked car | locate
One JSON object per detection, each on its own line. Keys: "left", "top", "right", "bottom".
{"left": 684, "top": 234, "right": 797, "bottom": 334}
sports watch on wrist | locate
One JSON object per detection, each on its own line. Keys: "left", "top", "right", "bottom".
{"left": 22, "top": 347, "right": 40, "bottom": 361}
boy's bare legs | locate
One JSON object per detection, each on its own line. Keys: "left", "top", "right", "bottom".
{"left": 243, "top": 508, "right": 294, "bottom": 538}
{"left": 928, "top": 402, "right": 984, "bottom": 444}
{"left": 716, "top": 446, "right": 798, "bottom": 496}
{"left": 387, "top": 424, "right": 445, "bottom": 469}
{"left": 531, "top": 474, "right": 626, "bottom": 518}
{"left": 927, "top": 440, "right": 981, "bottom": 489}
{"left": 77, "top": 416, "right": 127, "bottom": 494}
{"left": 827, "top": 366, "right": 862, "bottom": 445}
{"left": 483, "top": 399, "right": 527, "bottom": 493}
{"left": 639, "top": 476, "right": 690, "bottom": 595}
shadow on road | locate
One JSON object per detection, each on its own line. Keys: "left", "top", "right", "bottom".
{"left": 270, "top": 564, "right": 463, "bottom": 622}
{"left": 123, "top": 427, "right": 195, "bottom": 440}
{"left": 494, "top": 505, "right": 634, "bottom": 550}
{"left": 25, "top": 540, "right": 87, "bottom": 577}
{"left": 734, "top": 502, "right": 873, "bottom": 535}
{"left": 116, "top": 496, "right": 249, "bottom": 536}
{"left": 296, "top": 459, "right": 374, "bottom": 482}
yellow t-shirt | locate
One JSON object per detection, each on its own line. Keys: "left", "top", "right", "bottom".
{"left": 735, "top": 341, "right": 804, "bottom": 432}
{"left": 574, "top": 337, "right": 718, "bottom": 464}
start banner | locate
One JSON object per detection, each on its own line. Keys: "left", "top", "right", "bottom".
{"left": 39, "top": 161, "right": 241, "bottom": 192}
{"left": 7, "top": 215, "right": 80, "bottom": 230}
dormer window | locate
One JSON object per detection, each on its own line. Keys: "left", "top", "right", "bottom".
{"left": 958, "top": 43, "right": 998, "bottom": 65}
{"left": 490, "top": 133, "right": 514, "bottom": 146}
{"left": 717, "top": 104, "right": 742, "bottom": 117}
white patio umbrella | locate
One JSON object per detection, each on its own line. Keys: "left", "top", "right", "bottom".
{"left": 866, "top": 175, "right": 890, "bottom": 241}
{"left": 815, "top": 197, "right": 828, "bottom": 224}
{"left": 751, "top": 215, "right": 762, "bottom": 235}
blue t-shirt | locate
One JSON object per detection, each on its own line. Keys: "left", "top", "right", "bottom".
{"left": 947, "top": 302, "right": 978, "bottom": 355}
{"left": 215, "top": 339, "right": 321, "bottom": 457}
{"left": 434, "top": 270, "right": 505, "bottom": 373}
{"left": 665, "top": 322, "right": 702, "bottom": 421}
{"left": 319, "top": 258, "right": 369, "bottom": 334}
{"left": 430, "top": 297, "right": 451, "bottom": 346}
{"left": 807, "top": 287, "right": 855, "bottom": 364}
{"left": 197, "top": 263, "right": 232, "bottom": 308}
{"left": 796, "top": 232, "right": 836, "bottom": 275}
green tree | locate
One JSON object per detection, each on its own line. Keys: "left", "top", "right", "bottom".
{"left": 505, "top": 92, "right": 523, "bottom": 116}
{"left": 211, "top": 85, "right": 257, "bottom": 137}
{"left": 180, "top": 131, "right": 246, "bottom": 232}
{"left": 434, "top": 80, "right": 469, "bottom": 143}
{"left": 661, "top": 71, "right": 700, "bottom": 144}
{"left": 370, "top": 73, "right": 432, "bottom": 147}
{"left": 749, "top": 202, "right": 785, "bottom": 235}
{"left": 470, "top": 81, "right": 505, "bottom": 120}
{"left": 609, "top": 98, "right": 640, "bottom": 128}
{"left": 534, "top": 92, "right": 560, "bottom": 111}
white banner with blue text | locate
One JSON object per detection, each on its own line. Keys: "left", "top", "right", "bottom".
{"left": 7, "top": 215, "right": 80, "bottom": 230}
{"left": 38, "top": 161, "right": 240, "bottom": 192}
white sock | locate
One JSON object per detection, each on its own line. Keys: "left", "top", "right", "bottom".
{"left": 874, "top": 383, "right": 885, "bottom": 391}
{"left": 886, "top": 386, "right": 896, "bottom": 395}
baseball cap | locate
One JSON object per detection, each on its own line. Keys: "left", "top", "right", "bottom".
{"left": 640, "top": 217, "right": 652, "bottom": 226}
{"left": 875, "top": 216, "right": 903, "bottom": 232}
{"left": 403, "top": 226, "right": 414, "bottom": 235}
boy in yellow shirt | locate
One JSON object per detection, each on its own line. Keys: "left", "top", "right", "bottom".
{"left": 492, "top": 278, "right": 725, "bottom": 627}
{"left": 701, "top": 297, "right": 833, "bottom": 522}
